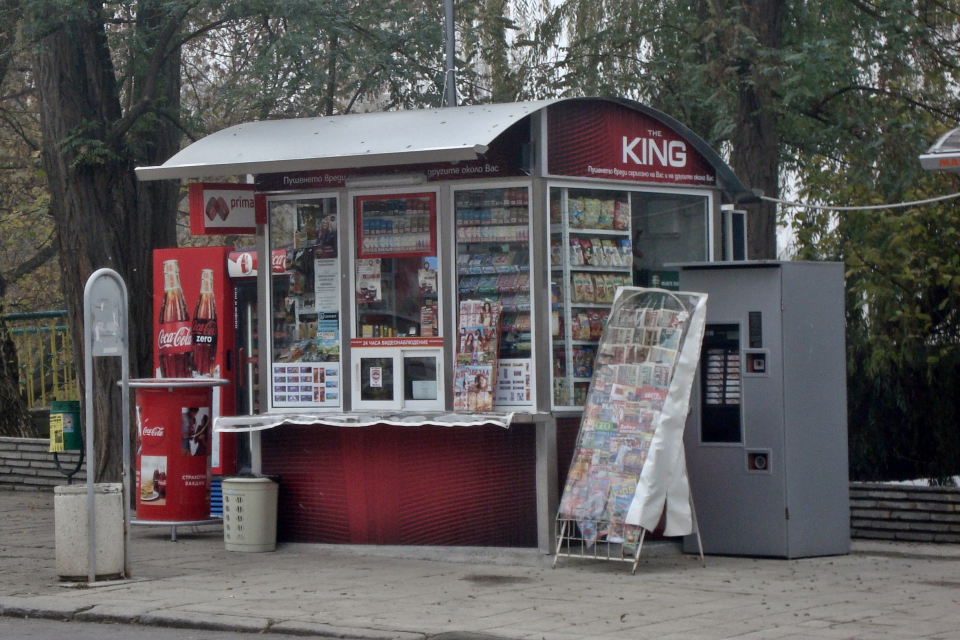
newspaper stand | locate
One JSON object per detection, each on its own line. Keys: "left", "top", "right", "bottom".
{"left": 130, "top": 377, "right": 227, "bottom": 541}
{"left": 553, "top": 288, "right": 707, "bottom": 574}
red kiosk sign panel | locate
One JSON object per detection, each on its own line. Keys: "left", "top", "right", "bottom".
{"left": 546, "top": 101, "right": 717, "bottom": 187}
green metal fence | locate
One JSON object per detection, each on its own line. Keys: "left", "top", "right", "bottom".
{"left": 3, "top": 310, "right": 79, "bottom": 409}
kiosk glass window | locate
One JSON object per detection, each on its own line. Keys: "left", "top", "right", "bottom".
{"left": 354, "top": 193, "right": 439, "bottom": 339}
{"left": 632, "top": 193, "right": 709, "bottom": 286}
{"left": 268, "top": 196, "right": 341, "bottom": 409}
{"left": 453, "top": 186, "right": 533, "bottom": 410}
{"left": 548, "top": 187, "right": 632, "bottom": 409}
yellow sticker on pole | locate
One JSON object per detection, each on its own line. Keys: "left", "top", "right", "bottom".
{"left": 49, "top": 414, "right": 64, "bottom": 453}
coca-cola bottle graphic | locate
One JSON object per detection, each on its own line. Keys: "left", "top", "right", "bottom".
{"left": 158, "top": 259, "right": 194, "bottom": 377}
{"left": 192, "top": 269, "right": 218, "bottom": 376}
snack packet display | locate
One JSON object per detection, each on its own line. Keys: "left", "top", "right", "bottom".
{"left": 613, "top": 200, "right": 630, "bottom": 231}
{"left": 568, "top": 198, "right": 585, "bottom": 228}
{"left": 570, "top": 239, "right": 584, "bottom": 266}
{"left": 590, "top": 239, "right": 604, "bottom": 266}
{"left": 584, "top": 198, "right": 596, "bottom": 226}
{"left": 598, "top": 200, "right": 615, "bottom": 230}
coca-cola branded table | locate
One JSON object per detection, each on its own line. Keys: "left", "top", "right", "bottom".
{"left": 132, "top": 378, "right": 227, "bottom": 540}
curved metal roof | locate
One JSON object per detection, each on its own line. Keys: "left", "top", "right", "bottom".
{"left": 135, "top": 100, "right": 558, "bottom": 181}
{"left": 135, "top": 97, "right": 752, "bottom": 202}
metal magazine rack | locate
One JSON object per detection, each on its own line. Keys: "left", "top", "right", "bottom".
{"left": 553, "top": 288, "right": 706, "bottom": 574}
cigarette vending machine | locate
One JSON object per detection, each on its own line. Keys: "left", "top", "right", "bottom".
{"left": 678, "top": 261, "right": 850, "bottom": 558}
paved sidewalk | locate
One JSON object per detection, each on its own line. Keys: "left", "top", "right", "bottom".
{"left": 2, "top": 491, "right": 959, "bottom": 640}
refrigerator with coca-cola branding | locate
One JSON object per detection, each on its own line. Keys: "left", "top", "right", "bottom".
{"left": 153, "top": 246, "right": 238, "bottom": 476}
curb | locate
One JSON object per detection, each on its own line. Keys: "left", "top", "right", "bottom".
{"left": 0, "top": 597, "right": 429, "bottom": 639}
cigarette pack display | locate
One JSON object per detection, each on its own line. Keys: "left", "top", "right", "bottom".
{"left": 455, "top": 187, "right": 533, "bottom": 406}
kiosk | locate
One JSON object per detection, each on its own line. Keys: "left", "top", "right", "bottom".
{"left": 136, "top": 97, "right": 755, "bottom": 551}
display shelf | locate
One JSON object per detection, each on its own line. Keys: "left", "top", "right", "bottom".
{"left": 455, "top": 225, "right": 528, "bottom": 243}
{"left": 455, "top": 187, "right": 535, "bottom": 407}
{"left": 357, "top": 193, "right": 436, "bottom": 259}
{"left": 549, "top": 187, "right": 633, "bottom": 409}
{"left": 552, "top": 265, "right": 633, "bottom": 273}
{"left": 551, "top": 224, "right": 631, "bottom": 236}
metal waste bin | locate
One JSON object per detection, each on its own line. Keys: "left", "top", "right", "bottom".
{"left": 54, "top": 483, "right": 124, "bottom": 580}
{"left": 222, "top": 477, "right": 278, "bottom": 552}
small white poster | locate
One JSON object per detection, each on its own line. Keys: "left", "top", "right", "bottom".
{"left": 314, "top": 258, "right": 339, "bottom": 310}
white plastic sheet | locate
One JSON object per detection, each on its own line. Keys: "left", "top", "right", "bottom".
{"left": 214, "top": 411, "right": 515, "bottom": 433}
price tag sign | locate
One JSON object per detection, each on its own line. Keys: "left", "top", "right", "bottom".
{"left": 49, "top": 414, "right": 64, "bottom": 452}
{"left": 88, "top": 277, "right": 124, "bottom": 357}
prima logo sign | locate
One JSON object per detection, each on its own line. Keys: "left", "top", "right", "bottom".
{"left": 189, "top": 184, "right": 258, "bottom": 234}
{"left": 205, "top": 195, "right": 255, "bottom": 221}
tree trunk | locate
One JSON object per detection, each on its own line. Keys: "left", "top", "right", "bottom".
{"left": 729, "top": 0, "right": 785, "bottom": 260}
{"left": 0, "top": 314, "right": 33, "bottom": 438}
{"left": 33, "top": 5, "right": 180, "bottom": 482}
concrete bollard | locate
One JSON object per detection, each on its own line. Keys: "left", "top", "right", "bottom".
{"left": 54, "top": 483, "right": 124, "bottom": 581}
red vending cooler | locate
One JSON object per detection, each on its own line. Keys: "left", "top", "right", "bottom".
{"left": 153, "top": 246, "right": 238, "bottom": 476}
{"left": 135, "top": 382, "right": 220, "bottom": 521}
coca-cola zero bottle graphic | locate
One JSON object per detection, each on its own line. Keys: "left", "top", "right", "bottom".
{"left": 192, "top": 269, "right": 218, "bottom": 376}
{"left": 158, "top": 259, "right": 194, "bottom": 377}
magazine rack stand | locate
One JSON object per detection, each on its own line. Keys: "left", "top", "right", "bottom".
{"left": 553, "top": 497, "right": 705, "bottom": 574}
{"left": 552, "top": 287, "right": 709, "bottom": 574}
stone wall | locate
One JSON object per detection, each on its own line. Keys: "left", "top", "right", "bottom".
{"left": 0, "top": 437, "right": 86, "bottom": 491}
{"left": 850, "top": 482, "right": 960, "bottom": 543}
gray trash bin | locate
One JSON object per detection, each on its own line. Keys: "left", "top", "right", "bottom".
{"left": 54, "top": 483, "right": 124, "bottom": 580}
{"left": 222, "top": 477, "right": 278, "bottom": 552}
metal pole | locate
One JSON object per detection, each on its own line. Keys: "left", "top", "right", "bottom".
{"left": 443, "top": 0, "right": 457, "bottom": 107}
{"left": 118, "top": 275, "right": 132, "bottom": 578}
{"left": 84, "top": 285, "right": 97, "bottom": 584}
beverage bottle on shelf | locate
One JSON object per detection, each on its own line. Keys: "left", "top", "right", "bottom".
{"left": 158, "top": 260, "right": 194, "bottom": 377}
{"left": 192, "top": 269, "right": 218, "bottom": 376}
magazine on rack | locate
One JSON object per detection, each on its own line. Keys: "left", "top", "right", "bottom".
{"left": 557, "top": 288, "right": 708, "bottom": 549}
{"left": 454, "top": 299, "right": 502, "bottom": 412}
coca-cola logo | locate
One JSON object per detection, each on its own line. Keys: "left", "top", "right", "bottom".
{"left": 272, "top": 252, "right": 287, "bottom": 271}
{"left": 192, "top": 319, "right": 217, "bottom": 339}
{"left": 139, "top": 423, "right": 165, "bottom": 447}
{"left": 205, "top": 196, "right": 229, "bottom": 221}
{"left": 239, "top": 252, "right": 253, "bottom": 274}
{"left": 158, "top": 323, "right": 192, "bottom": 353}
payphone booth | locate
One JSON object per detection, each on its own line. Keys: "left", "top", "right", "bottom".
{"left": 677, "top": 261, "right": 850, "bottom": 558}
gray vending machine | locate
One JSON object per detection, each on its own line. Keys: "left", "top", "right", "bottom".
{"left": 677, "top": 261, "right": 850, "bottom": 558}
